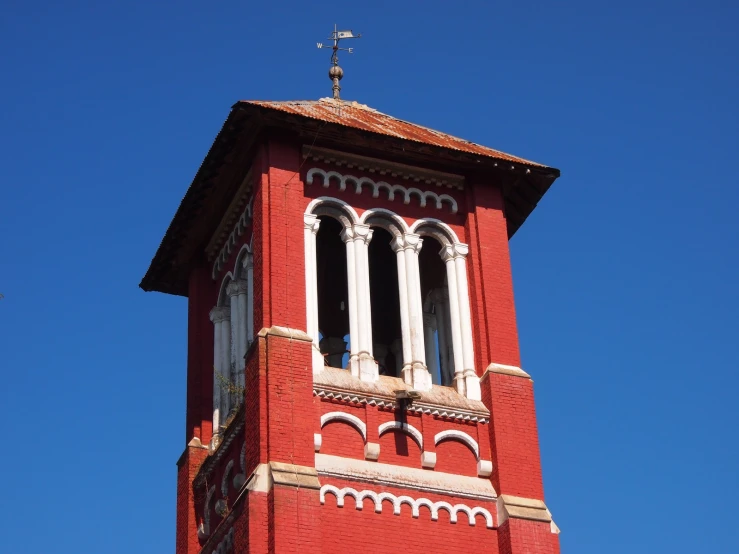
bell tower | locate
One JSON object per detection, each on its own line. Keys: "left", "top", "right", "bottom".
{"left": 141, "top": 95, "right": 561, "bottom": 553}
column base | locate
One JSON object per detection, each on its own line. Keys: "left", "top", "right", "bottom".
{"left": 464, "top": 370, "right": 481, "bottom": 401}
{"left": 402, "top": 362, "right": 433, "bottom": 391}
{"left": 311, "top": 345, "right": 325, "bottom": 376}
{"left": 349, "top": 352, "right": 378, "bottom": 382}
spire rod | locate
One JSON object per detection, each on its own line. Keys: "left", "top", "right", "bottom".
{"left": 317, "top": 24, "right": 361, "bottom": 100}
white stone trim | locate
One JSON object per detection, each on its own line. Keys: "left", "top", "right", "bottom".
{"left": 434, "top": 430, "right": 480, "bottom": 459}
{"left": 303, "top": 213, "right": 324, "bottom": 374}
{"left": 315, "top": 453, "right": 497, "bottom": 500}
{"left": 313, "top": 387, "right": 489, "bottom": 423}
{"left": 477, "top": 460, "right": 493, "bottom": 478}
{"left": 364, "top": 442, "right": 380, "bottom": 461}
{"left": 409, "top": 217, "right": 463, "bottom": 244}
{"left": 314, "top": 433, "right": 322, "bottom": 452}
{"left": 320, "top": 411, "right": 367, "bottom": 440}
{"left": 212, "top": 198, "right": 253, "bottom": 280}
{"left": 421, "top": 451, "right": 437, "bottom": 469}
{"left": 307, "top": 168, "right": 459, "bottom": 213}
{"left": 359, "top": 208, "right": 411, "bottom": 233}
{"left": 303, "top": 145, "right": 465, "bottom": 190}
{"left": 378, "top": 420, "right": 424, "bottom": 449}
{"left": 320, "top": 485, "right": 493, "bottom": 528}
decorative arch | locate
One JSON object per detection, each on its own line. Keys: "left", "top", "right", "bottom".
{"left": 359, "top": 208, "right": 410, "bottom": 236}
{"left": 434, "top": 429, "right": 480, "bottom": 459}
{"left": 305, "top": 196, "right": 360, "bottom": 229}
{"left": 378, "top": 420, "right": 424, "bottom": 449}
{"left": 217, "top": 271, "right": 234, "bottom": 306}
{"left": 409, "top": 217, "right": 462, "bottom": 247}
{"left": 320, "top": 411, "right": 367, "bottom": 441}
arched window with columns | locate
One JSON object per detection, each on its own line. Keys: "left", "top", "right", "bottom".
{"left": 305, "top": 198, "right": 378, "bottom": 381}
{"left": 210, "top": 273, "right": 233, "bottom": 435}
{"left": 305, "top": 200, "right": 480, "bottom": 400}
{"left": 411, "top": 219, "right": 480, "bottom": 400}
{"left": 209, "top": 243, "right": 255, "bottom": 436}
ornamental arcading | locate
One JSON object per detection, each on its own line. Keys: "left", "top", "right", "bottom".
{"left": 319, "top": 485, "right": 494, "bottom": 528}
{"left": 306, "top": 167, "right": 459, "bottom": 214}
{"left": 211, "top": 199, "right": 253, "bottom": 280}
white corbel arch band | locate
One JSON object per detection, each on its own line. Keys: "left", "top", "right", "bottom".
{"left": 320, "top": 485, "right": 494, "bottom": 528}
{"left": 307, "top": 168, "right": 459, "bottom": 214}
{"left": 320, "top": 411, "right": 367, "bottom": 441}
{"left": 378, "top": 421, "right": 424, "bottom": 449}
{"left": 434, "top": 430, "right": 480, "bottom": 459}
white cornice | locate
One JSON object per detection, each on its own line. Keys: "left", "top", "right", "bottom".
{"left": 313, "top": 386, "right": 489, "bottom": 424}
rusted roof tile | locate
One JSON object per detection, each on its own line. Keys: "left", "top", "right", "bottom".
{"left": 241, "top": 98, "right": 546, "bottom": 167}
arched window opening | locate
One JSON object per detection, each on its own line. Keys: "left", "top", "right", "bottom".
{"left": 419, "top": 237, "right": 455, "bottom": 387}
{"left": 316, "top": 216, "right": 350, "bottom": 368}
{"left": 367, "top": 227, "right": 403, "bottom": 377}
{"left": 210, "top": 275, "right": 233, "bottom": 436}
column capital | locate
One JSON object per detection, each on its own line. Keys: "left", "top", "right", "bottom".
{"left": 226, "top": 279, "right": 249, "bottom": 297}
{"left": 241, "top": 251, "right": 253, "bottom": 271}
{"left": 303, "top": 213, "right": 321, "bottom": 234}
{"left": 340, "top": 226, "right": 355, "bottom": 243}
{"left": 440, "top": 242, "right": 469, "bottom": 262}
{"left": 352, "top": 223, "right": 373, "bottom": 245}
{"left": 209, "top": 306, "right": 230, "bottom": 323}
{"left": 452, "top": 242, "right": 469, "bottom": 258}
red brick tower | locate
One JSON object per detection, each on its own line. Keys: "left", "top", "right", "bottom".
{"left": 141, "top": 96, "right": 561, "bottom": 554}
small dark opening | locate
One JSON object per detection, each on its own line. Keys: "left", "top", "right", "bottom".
{"left": 368, "top": 228, "right": 402, "bottom": 377}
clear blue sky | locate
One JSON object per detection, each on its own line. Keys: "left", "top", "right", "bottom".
{"left": 1, "top": 1, "right": 737, "bottom": 552}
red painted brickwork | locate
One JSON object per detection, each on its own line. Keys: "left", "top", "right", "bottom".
{"left": 499, "top": 518, "right": 559, "bottom": 554}
{"left": 176, "top": 444, "right": 209, "bottom": 554}
{"left": 174, "top": 135, "right": 558, "bottom": 553}
{"left": 465, "top": 182, "right": 521, "bottom": 368}
{"left": 186, "top": 267, "right": 218, "bottom": 444}
{"left": 481, "top": 371, "right": 544, "bottom": 499}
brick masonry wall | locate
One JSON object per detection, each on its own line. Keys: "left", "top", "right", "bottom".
{"left": 179, "top": 141, "right": 557, "bottom": 553}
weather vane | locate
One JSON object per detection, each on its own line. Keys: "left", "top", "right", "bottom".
{"left": 317, "top": 24, "right": 361, "bottom": 100}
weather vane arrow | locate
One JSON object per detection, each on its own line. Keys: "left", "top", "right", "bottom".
{"left": 317, "top": 24, "right": 361, "bottom": 100}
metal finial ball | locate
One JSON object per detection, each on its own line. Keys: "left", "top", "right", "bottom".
{"left": 329, "top": 65, "right": 344, "bottom": 81}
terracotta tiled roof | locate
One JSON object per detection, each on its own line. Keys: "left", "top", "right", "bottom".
{"left": 243, "top": 98, "right": 546, "bottom": 168}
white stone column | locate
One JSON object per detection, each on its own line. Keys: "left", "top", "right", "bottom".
{"left": 351, "top": 223, "right": 378, "bottom": 382}
{"left": 340, "top": 227, "right": 360, "bottom": 377}
{"left": 442, "top": 246, "right": 466, "bottom": 396}
{"left": 452, "top": 244, "right": 481, "bottom": 400}
{"left": 402, "top": 233, "right": 432, "bottom": 391}
{"left": 423, "top": 312, "right": 439, "bottom": 384}
{"left": 391, "top": 236, "right": 413, "bottom": 376}
{"left": 304, "top": 214, "right": 324, "bottom": 374}
{"left": 227, "top": 279, "right": 249, "bottom": 406}
{"left": 209, "top": 306, "right": 231, "bottom": 433}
